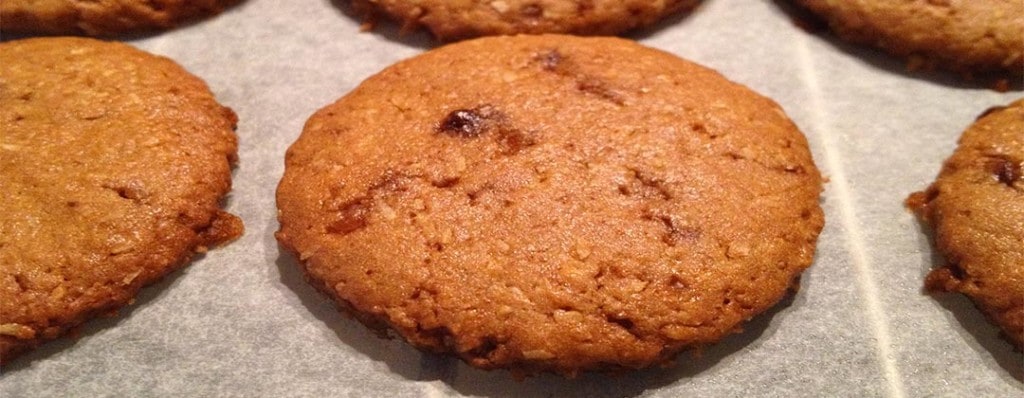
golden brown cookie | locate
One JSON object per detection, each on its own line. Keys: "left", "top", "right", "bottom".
{"left": 793, "top": 0, "right": 1024, "bottom": 76}
{"left": 0, "top": 0, "right": 239, "bottom": 36}
{"left": 908, "top": 99, "right": 1024, "bottom": 349}
{"left": 276, "top": 34, "right": 825, "bottom": 376}
{"left": 351, "top": 0, "right": 701, "bottom": 41}
{"left": 0, "top": 37, "right": 243, "bottom": 363}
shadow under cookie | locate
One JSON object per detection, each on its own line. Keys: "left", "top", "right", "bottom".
{"left": 275, "top": 241, "right": 801, "bottom": 395}
{"left": 909, "top": 218, "right": 1024, "bottom": 382}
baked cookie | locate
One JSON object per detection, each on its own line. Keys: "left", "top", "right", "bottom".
{"left": 351, "top": 0, "right": 701, "bottom": 41}
{"left": 793, "top": 0, "right": 1024, "bottom": 76}
{"left": 0, "top": 37, "right": 243, "bottom": 363}
{"left": 276, "top": 34, "right": 825, "bottom": 376}
{"left": 0, "top": 0, "right": 239, "bottom": 36}
{"left": 908, "top": 99, "right": 1024, "bottom": 349}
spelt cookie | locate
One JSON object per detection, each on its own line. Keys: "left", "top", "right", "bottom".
{"left": 0, "top": 37, "right": 243, "bottom": 363}
{"left": 908, "top": 99, "right": 1024, "bottom": 349}
{"left": 793, "top": 0, "right": 1024, "bottom": 75}
{"left": 0, "top": 0, "right": 239, "bottom": 36}
{"left": 276, "top": 34, "right": 825, "bottom": 376}
{"left": 351, "top": 0, "right": 701, "bottom": 41}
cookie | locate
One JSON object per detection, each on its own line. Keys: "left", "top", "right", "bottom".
{"left": 793, "top": 0, "right": 1023, "bottom": 76}
{"left": 908, "top": 99, "right": 1024, "bottom": 349}
{"left": 0, "top": 37, "right": 243, "bottom": 363}
{"left": 0, "top": 0, "right": 239, "bottom": 36}
{"left": 276, "top": 34, "right": 825, "bottom": 376}
{"left": 351, "top": 0, "right": 701, "bottom": 41}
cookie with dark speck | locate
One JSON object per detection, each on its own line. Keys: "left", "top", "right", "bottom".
{"left": 793, "top": 0, "right": 1023, "bottom": 76}
{"left": 276, "top": 34, "right": 825, "bottom": 376}
{"left": 351, "top": 0, "right": 701, "bottom": 41}
{"left": 908, "top": 99, "right": 1024, "bottom": 349}
{"left": 0, "top": 37, "right": 243, "bottom": 363}
{"left": 0, "top": 0, "right": 240, "bottom": 36}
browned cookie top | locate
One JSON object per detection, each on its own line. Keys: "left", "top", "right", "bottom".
{"left": 276, "top": 34, "right": 824, "bottom": 376}
{"left": 351, "top": 0, "right": 701, "bottom": 41}
{"left": 0, "top": 37, "right": 243, "bottom": 363}
{"left": 794, "top": 0, "right": 1024, "bottom": 75}
{"left": 0, "top": 0, "right": 239, "bottom": 36}
{"left": 909, "top": 99, "right": 1024, "bottom": 349}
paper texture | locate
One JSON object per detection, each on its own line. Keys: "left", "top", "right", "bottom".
{"left": 1, "top": 1, "right": 1021, "bottom": 396}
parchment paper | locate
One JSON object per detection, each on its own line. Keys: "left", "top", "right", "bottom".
{"left": 1, "top": 0, "right": 1021, "bottom": 396}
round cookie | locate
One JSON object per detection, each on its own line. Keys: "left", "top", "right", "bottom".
{"left": 0, "top": 37, "right": 243, "bottom": 362}
{"left": 351, "top": 0, "right": 701, "bottom": 41}
{"left": 0, "top": 0, "right": 239, "bottom": 36}
{"left": 908, "top": 99, "right": 1024, "bottom": 349}
{"left": 793, "top": 0, "right": 1023, "bottom": 76}
{"left": 276, "top": 34, "right": 825, "bottom": 376}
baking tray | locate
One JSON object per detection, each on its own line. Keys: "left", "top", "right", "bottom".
{"left": 1, "top": 0, "right": 1021, "bottom": 396}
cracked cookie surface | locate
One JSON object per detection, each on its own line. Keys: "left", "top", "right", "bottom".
{"left": 350, "top": 0, "right": 701, "bottom": 41}
{"left": 0, "top": 37, "right": 243, "bottom": 363}
{"left": 276, "top": 34, "right": 824, "bottom": 376}
{"left": 908, "top": 99, "right": 1024, "bottom": 349}
{"left": 0, "top": 0, "right": 239, "bottom": 36}
{"left": 793, "top": 0, "right": 1024, "bottom": 76}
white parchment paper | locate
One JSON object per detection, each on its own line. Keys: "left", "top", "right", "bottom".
{"left": 1, "top": 0, "right": 1021, "bottom": 396}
